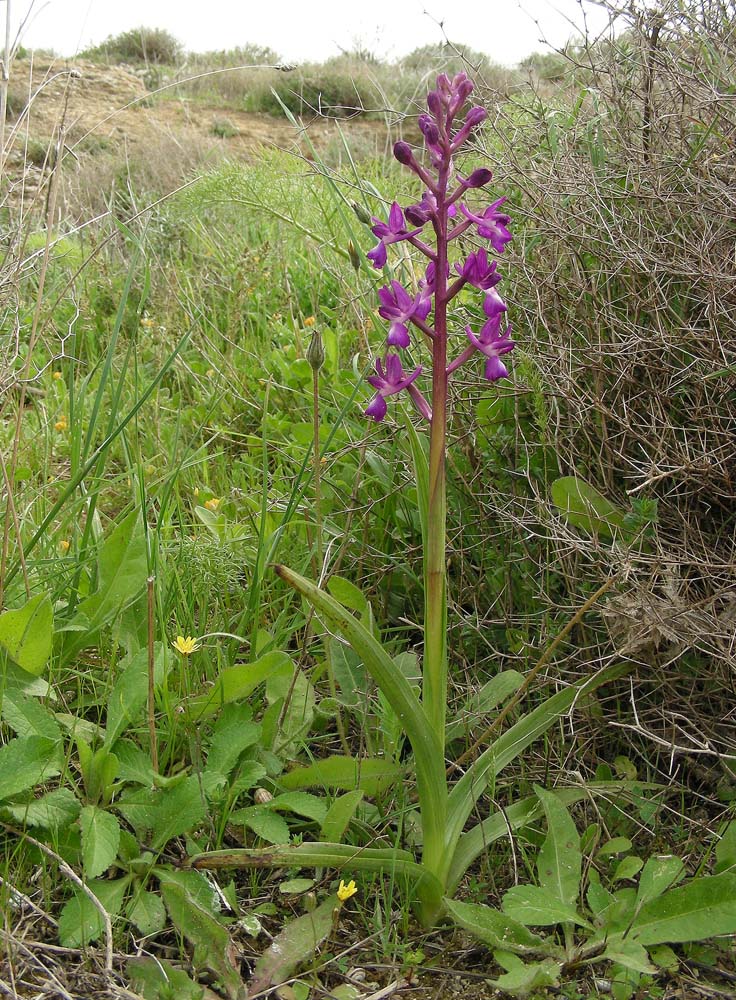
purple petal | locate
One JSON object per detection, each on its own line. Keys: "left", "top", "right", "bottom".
{"left": 484, "top": 356, "right": 509, "bottom": 381}
{"left": 388, "top": 201, "right": 404, "bottom": 233}
{"left": 365, "top": 394, "right": 388, "bottom": 421}
{"left": 367, "top": 242, "right": 387, "bottom": 269}
{"left": 387, "top": 323, "right": 410, "bottom": 348}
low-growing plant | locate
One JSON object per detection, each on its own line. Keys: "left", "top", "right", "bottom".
{"left": 445, "top": 789, "right": 736, "bottom": 999}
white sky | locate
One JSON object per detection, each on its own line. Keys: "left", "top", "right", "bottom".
{"left": 12, "top": 0, "right": 613, "bottom": 67}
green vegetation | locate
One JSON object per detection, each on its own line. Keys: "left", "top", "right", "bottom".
{"left": 2, "top": 4, "right": 736, "bottom": 998}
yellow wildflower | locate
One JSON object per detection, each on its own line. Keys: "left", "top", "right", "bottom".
{"left": 140, "top": 316, "right": 155, "bottom": 329}
{"left": 337, "top": 879, "right": 358, "bottom": 902}
{"left": 54, "top": 418, "right": 67, "bottom": 431}
{"left": 204, "top": 497, "right": 220, "bottom": 511}
{"left": 304, "top": 316, "right": 316, "bottom": 327}
{"left": 173, "top": 635, "right": 200, "bottom": 655}
{"left": 58, "top": 539, "right": 71, "bottom": 553}
{"left": 53, "top": 370, "right": 63, "bottom": 380}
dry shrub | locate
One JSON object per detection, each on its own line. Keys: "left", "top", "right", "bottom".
{"left": 484, "top": 0, "right": 736, "bottom": 769}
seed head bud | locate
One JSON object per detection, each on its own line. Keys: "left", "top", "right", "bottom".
{"left": 253, "top": 787, "right": 273, "bottom": 805}
{"left": 347, "top": 239, "right": 361, "bottom": 272}
{"left": 306, "top": 329, "right": 325, "bottom": 372}
{"left": 351, "top": 201, "right": 372, "bottom": 225}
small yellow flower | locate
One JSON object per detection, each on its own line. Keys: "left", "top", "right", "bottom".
{"left": 54, "top": 418, "right": 67, "bottom": 431}
{"left": 140, "top": 316, "right": 155, "bottom": 329}
{"left": 53, "top": 370, "right": 63, "bottom": 380}
{"left": 58, "top": 539, "right": 70, "bottom": 553}
{"left": 304, "top": 315, "right": 316, "bottom": 327}
{"left": 204, "top": 497, "right": 220, "bottom": 511}
{"left": 173, "top": 635, "right": 200, "bottom": 655}
{"left": 337, "top": 879, "right": 358, "bottom": 902}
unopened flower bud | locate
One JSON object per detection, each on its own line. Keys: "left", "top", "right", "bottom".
{"left": 253, "top": 787, "right": 273, "bottom": 805}
{"left": 306, "top": 329, "right": 325, "bottom": 372}
{"left": 393, "top": 141, "right": 414, "bottom": 165}
{"left": 463, "top": 168, "right": 493, "bottom": 189}
{"left": 303, "top": 891, "right": 317, "bottom": 912}
{"left": 347, "top": 240, "right": 361, "bottom": 272}
{"left": 465, "top": 106, "right": 487, "bottom": 128}
{"left": 427, "top": 90, "right": 442, "bottom": 117}
{"left": 351, "top": 201, "right": 372, "bottom": 225}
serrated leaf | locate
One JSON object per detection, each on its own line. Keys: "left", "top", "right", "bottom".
{"left": 280, "top": 755, "right": 402, "bottom": 796}
{"left": 2, "top": 787, "right": 80, "bottom": 831}
{"left": 126, "top": 889, "right": 167, "bottom": 936}
{"left": 630, "top": 872, "right": 736, "bottom": 945}
{"left": 0, "top": 736, "right": 61, "bottom": 802}
{"left": 502, "top": 885, "right": 591, "bottom": 928}
{"left": 535, "top": 786, "right": 581, "bottom": 907}
{"left": 150, "top": 776, "right": 207, "bottom": 850}
{"left": 445, "top": 898, "right": 551, "bottom": 954}
{"left": 320, "top": 790, "right": 364, "bottom": 842}
{"left": 80, "top": 805, "right": 121, "bottom": 879}
{"left": 249, "top": 897, "right": 337, "bottom": 996}
{"left": 0, "top": 593, "right": 53, "bottom": 675}
{"left": 58, "top": 876, "right": 130, "bottom": 947}
{"left": 1, "top": 693, "right": 61, "bottom": 740}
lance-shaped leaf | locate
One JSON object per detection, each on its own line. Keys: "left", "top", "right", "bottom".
{"left": 273, "top": 565, "right": 447, "bottom": 861}
{"left": 630, "top": 872, "right": 736, "bottom": 945}
{"left": 535, "top": 786, "right": 581, "bottom": 907}
{"left": 445, "top": 898, "right": 554, "bottom": 955}
{"left": 248, "top": 896, "right": 337, "bottom": 996}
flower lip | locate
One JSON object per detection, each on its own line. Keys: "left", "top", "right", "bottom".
{"left": 460, "top": 198, "right": 512, "bottom": 253}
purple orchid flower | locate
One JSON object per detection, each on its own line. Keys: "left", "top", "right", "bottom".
{"left": 378, "top": 280, "right": 432, "bottom": 348}
{"left": 465, "top": 314, "right": 515, "bottom": 381}
{"left": 454, "top": 249, "right": 503, "bottom": 292}
{"left": 460, "top": 198, "right": 512, "bottom": 253}
{"left": 405, "top": 191, "right": 457, "bottom": 228}
{"left": 367, "top": 201, "right": 424, "bottom": 269}
{"left": 365, "top": 354, "right": 425, "bottom": 422}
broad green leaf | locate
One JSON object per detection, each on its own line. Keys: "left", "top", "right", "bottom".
{"left": 587, "top": 867, "right": 615, "bottom": 916}
{"left": 80, "top": 805, "right": 121, "bottom": 879}
{"left": 320, "top": 790, "right": 364, "bottom": 842}
{"left": 1, "top": 787, "right": 80, "bottom": 831}
{"left": 268, "top": 791, "right": 327, "bottom": 823}
{"left": 630, "top": 873, "right": 736, "bottom": 945}
{"left": 502, "top": 885, "right": 591, "bottom": 928}
{"left": 0, "top": 736, "right": 61, "bottom": 802}
{"left": 266, "top": 662, "right": 315, "bottom": 746}
{"left": 609, "top": 962, "right": 641, "bottom": 1000}
{"left": 328, "top": 638, "right": 366, "bottom": 707}
{"left": 58, "top": 876, "right": 130, "bottom": 947}
{"left": 202, "top": 704, "right": 261, "bottom": 794}
{"left": 326, "top": 576, "right": 368, "bottom": 613}
{"left": 105, "top": 643, "right": 166, "bottom": 747}
{"left": 127, "top": 956, "right": 204, "bottom": 1000}
{"left": 248, "top": 896, "right": 337, "bottom": 996}
{"left": 159, "top": 874, "right": 242, "bottom": 999}
{"left": 551, "top": 476, "right": 626, "bottom": 538}
{"left": 613, "top": 856, "right": 644, "bottom": 882}
{"left": 60, "top": 511, "right": 147, "bottom": 663}
{"left": 634, "top": 855, "right": 684, "bottom": 905}
{"left": 187, "top": 650, "right": 293, "bottom": 720}
{"left": 602, "top": 940, "right": 656, "bottom": 974}
{"left": 1, "top": 693, "right": 61, "bottom": 740}
{"left": 280, "top": 755, "right": 402, "bottom": 796}
{"left": 491, "top": 958, "right": 562, "bottom": 994}
{"left": 232, "top": 806, "right": 290, "bottom": 844}
{"left": 445, "top": 899, "right": 551, "bottom": 954}
{"left": 150, "top": 776, "right": 207, "bottom": 850}
{"left": 715, "top": 820, "right": 736, "bottom": 874}
{"left": 597, "top": 837, "right": 633, "bottom": 857}
{"left": 0, "top": 593, "right": 53, "bottom": 675}
{"left": 535, "top": 786, "right": 581, "bottom": 907}
{"left": 446, "top": 670, "right": 524, "bottom": 742}
{"left": 126, "top": 890, "right": 167, "bottom": 936}
{"left": 1, "top": 660, "right": 53, "bottom": 699}
{"left": 279, "top": 878, "right": 316, "bottom": 895}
